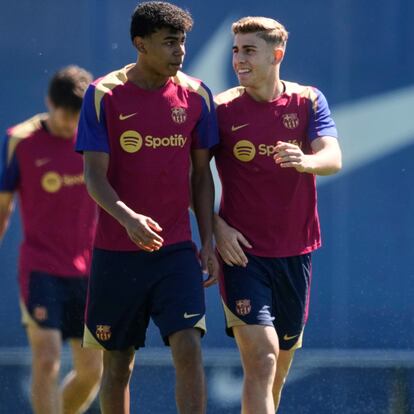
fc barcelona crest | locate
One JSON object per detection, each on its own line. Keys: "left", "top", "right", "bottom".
{"left": 236, "top": 299, "right": 251, "bottom": 316}
{"left": 96, "top": 325, "right": 112, "bottom": 341}
{"left": 282, "top": 113, "right": 299, "bottom": 129}
{"left": 171, "top": 107, "right": 187, "bottom": 124}
{"left": 33, "top": 306, "right": 48, "bottom": 321}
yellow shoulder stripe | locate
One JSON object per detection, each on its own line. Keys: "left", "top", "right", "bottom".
{"left": 94, "top": 66, "right": 130, "bottom": 121}
{"left": 7, "top": 114, "right": 45, "bottom": 165}
{"left": 214, "top": 87, "right": 245, "bottom": 106}
{"left": 173, "top": 71, "right": 212, "bottom": 112}
{"left": 284, "top": 81, "right": 318, "bottom": 113}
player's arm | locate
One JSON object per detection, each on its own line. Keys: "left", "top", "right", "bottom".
{"left": 274, "top": 87, "right": 341, "bottom": 175}
{"left": 191, "top": 148, "right": 219, "bottom": 287}
{"left": 83, "top": 151, "right": 163, "bottom": 251}
{"left": 210, "top": 117, "right": 251, "bottom": 267}
{"left": 213, "top": 214, "right": 252, "bottom": 267}
{"left": 274, "top": 136, "right": 342, "bottom": 175}
{"left": 0, "top": 132, "right": 19, "bottom": 243}
{"left": 0, "top": 192, "right": 14, "bottom": 243}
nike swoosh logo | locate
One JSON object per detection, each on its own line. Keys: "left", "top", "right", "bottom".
{"left": 184, "top": 312, "right": 201, "bottom": 319}
{"left": 231, "top": 123, "right": 249, "bottom": 132}
{"left": 35, "top": 158, "right": 51, "bottom": 167}
{"left": 283, "top": 334, "right": 299, "bottom": 341}
{"left": 119, "top": 113, "right": 137, "bottom": 121}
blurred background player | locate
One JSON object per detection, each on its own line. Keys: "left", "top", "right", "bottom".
{"left": 0, "top": 66, "right": 102, "bottom": 413}
{"left": 75, "top": 2, "right": 218, "bottom": 413}
{"left": 213, "top": 17, "right": 342, "bottom": 413}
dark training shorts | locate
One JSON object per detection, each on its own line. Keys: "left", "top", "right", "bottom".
{"left": 219, "top": 253, "right": 312, "bottom": 350}
{"left": 83, "top": 241, "right": 206, "bottom": 350}
{"left": 21, "top": 271, "right": 88, "bottom": 340}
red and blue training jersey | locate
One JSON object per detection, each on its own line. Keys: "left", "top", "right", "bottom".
{"left": 0, "top": 114, "right": 97, "bottom": 297}
{"left": 76, "top": 65, "right": 219, "bottom": 251}
{"left": 214, "top": 81, "right": 338, "bottom": 258}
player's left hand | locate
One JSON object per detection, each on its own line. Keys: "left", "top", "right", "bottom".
{"left": 199, "top": 243, "right": 219, "bottom": 288}
{"left": 274, "top": 141, "right": 312, "bottom": 173}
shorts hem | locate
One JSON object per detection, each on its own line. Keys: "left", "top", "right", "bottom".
{"left": 225, "top": 320, "right": 274, "bottom": 337}
{"left": 82, "top": 340, "right": 107, "bottom": 350}
{"left": 280, "top": 341, "right": 303, "bottom": 351}
{"left": 162, "top": 325, "right": 206, "bottom": 346}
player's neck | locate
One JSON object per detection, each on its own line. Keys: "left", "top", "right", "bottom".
{"left": 44, "top": 116, "right": 73, "bottom": 140}
{"left": 127, "top": 62, "right": 170, "bottom": 90}
{"left": 246, "top": 78, "right": 284, "bottom": 103}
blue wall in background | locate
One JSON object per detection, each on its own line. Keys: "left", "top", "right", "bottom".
{"left": 0, "top": 0, "right": 413, "bottom": 352}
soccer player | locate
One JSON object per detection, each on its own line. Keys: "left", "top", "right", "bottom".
{"left": 213, "top": 17, "right": 342, "bottom": 413}
{"left": 75, "top": 2, "right": 219, "bottom": 413}
{"left": 0, "top": 66, "right": 102, "bottom": 414}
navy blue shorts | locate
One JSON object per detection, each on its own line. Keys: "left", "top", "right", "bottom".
{"left": 21, "top": 271, "right": 88, "bottom": 340}
{"left": 83, "top": 241, "right": 206, "bottom": 350}
{"left": 219, "top": 253, "right": 312, "bottom": 350}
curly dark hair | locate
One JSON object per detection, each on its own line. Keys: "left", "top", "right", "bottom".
{"left": 130, "top": 1, "right": 193, "bottom": 41}
{"left": 48, "top": 65, "right": 93, "bottom": 112}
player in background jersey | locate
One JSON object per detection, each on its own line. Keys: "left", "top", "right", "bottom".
{"left": 0, "top": 66, "right": 102, "bottom": 414}
{"left": 213, "top": 17, "right": 342, "bottom": 413}
{"left": 75, "top": 2, "right": 219, "bottom": 413}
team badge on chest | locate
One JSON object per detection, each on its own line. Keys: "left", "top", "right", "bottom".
{"left": 171, "top": 107, "right": 187, "bottom": 124}
{"left": 282, "top": 113, "right": 299, "bottom": 129}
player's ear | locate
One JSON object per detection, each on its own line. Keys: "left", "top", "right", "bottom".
{"left": 273, "top": 47, "right": 284, "bottom": 64}
{"left": 133, "top": 36, "right": 147, "bottom": 54}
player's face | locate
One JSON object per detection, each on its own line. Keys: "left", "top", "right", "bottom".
{"left": 48, "top": 104, "right": 80, "bottom": 138}
{"left": 232, "top": 33, "right": 277, "bottom": 88}
{"left": 143, "top": 28, "right": 186, "bottom": 77}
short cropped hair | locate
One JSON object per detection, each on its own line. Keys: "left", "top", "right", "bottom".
{"left": 232, "top": 16, "right": 289, "bottom": 47}
{"left": 130, "top": 1, "right": 193, "bottom": 40}
{"left": 48, "top": 65, "right": 92, "bottom": 112}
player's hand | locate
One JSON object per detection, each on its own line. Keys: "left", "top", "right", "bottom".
{"left": 214, "top": 215, "right": 251, "bottom": 267}
{"left": 123, "top": 213, "right": 164, "bottom": 252}
{"left": 273, "top": 141, "right": 312, "bottom": 173}
{"left": 199, "top": 242, "right": 219, "bottom": 288}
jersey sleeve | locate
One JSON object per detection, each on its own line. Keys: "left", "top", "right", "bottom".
{"left": 0, "top": 134, "right": 20, "bottom": 192}
{"left": 307, "top": 88, "right": 338, "bottom": 141}
{"left": 191, "top": 84, "right": 220, "bottom": 150}
{"left": 76, "top": 84, "right": 110, "bottom": 153}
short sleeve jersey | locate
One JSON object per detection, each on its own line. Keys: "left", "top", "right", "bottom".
{"left": 0, "top": 114, "right": 97, "bottom": 289}
{"left": 76, "top": 65, "right": 218, "bottom": 251}
{"left": 214, "top": 81, "right": 338, "bottom": 257}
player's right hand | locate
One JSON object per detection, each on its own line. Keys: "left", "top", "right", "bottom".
{"left": 199, "top": 242, "right": 219, "bottom": 288}
{"left": 213, "top": 215, "right": 251, "bottom": 267}
{"left": 124, "top": 213, "right": 164, "bottom": 252}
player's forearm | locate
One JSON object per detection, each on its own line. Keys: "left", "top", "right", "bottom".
{"left": 84, "top": 174, "right": 136, "bottom": 229}
{"left": 304, "top": 146, "right": 342, "bottom": 176}
{"left": 0, "top": 195, "right": 14, "bottom": 243}
{"left": 191, "top": 169, "right": 215, "bottom": 247}
{"left": 213, "top": 213, "right": 227, "bottom": 235}
{"left": 0, "top": 214, "right": 11, "bottom": 243}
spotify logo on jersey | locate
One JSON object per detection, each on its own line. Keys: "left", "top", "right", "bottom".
{"left": 41, "top": 172, "right": 62, "bottom": 193}
{"left": 120, "top": 130, "right": 143, "bottom": 153}
{"left": 233, "top": 140, "right": 256, "bottom": 162}
{"left": 41, "top": 172, "right": 85, "bottom": 193}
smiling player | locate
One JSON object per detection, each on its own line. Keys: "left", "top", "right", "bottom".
{"left": 213, "top": 16, "right": 342, "bottom": 413}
